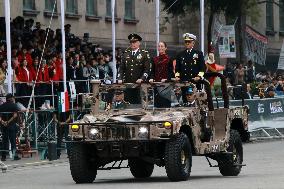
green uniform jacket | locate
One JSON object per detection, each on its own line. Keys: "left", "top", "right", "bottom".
{"left": 119, "top": 49, "right": 151, "bottom": 83}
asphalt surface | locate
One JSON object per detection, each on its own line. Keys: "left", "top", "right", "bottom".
{"left": 0, "top": 140, "right": 284, "bottom": 189}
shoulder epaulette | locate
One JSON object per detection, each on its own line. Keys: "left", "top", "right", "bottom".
{"left": 141, "top": 49, "right": 149, "bottom": 53}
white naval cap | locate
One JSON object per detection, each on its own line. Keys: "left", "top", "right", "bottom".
{"left": 183, "top": 33, "right": 197, "bottom": 41}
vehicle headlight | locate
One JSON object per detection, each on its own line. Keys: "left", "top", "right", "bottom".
{"left": 138, "top": 126, "right": 149, "bottom": 138}
{"left": 89, "top": 128, "right": 100, "bottom": 139}
{"left": 163, "top": 122, "right": 172, "bottom": 129}
{"left": 71, "top": 124, "right": 80, "bottom": 132}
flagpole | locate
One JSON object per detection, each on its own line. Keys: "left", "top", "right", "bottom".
{"left": 155, "top": 0, "right": 160, "bottom": 56}
{"left": 60, "top": 0, "right": 67, "bottom": 92}
{"left": 5, "top": 0, "right": 12, "bottom": 93}
{"left": 111, "top": 0, "right": 117, "bottom": 83}
{"left": 200, "top": 0, "right": 205, "bottom": 53}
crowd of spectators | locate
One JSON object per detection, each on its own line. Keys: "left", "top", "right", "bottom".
{"left": 223, "top": 60, "right": 284, "bottom": 100}
{"left": 0, "top": 16, "right": 284, "bottom": 110}
{"left": 0, "top": 16, "right": 121, "bottom": 109}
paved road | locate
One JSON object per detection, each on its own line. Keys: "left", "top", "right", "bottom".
{"left": 1, "top": 140, "right": 284, "bottom": 189}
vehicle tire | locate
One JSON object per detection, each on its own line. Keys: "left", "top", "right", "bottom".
{"left": 241, "top": 130, "right": 250, "bottom": 142}
{"left": 165, "top": 133, "right": 192, "bottom": 181}
{"left": 218, "top": 130, "right": 243, "bottom": 176}
{"left": 69, "top": 143, "right": 97, "bottom": 183}
{"left": 128, "top": 158, "right": 154, "bottom": 178}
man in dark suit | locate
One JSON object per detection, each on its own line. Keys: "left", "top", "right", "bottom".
{"left": 243, "top": 84, "right": 253, "bottom": 99}
{"left": 118, "top": 33, "right": 151, "bottom": 104}
{"left": 175, "top": 33, "right": 206, "bottom": 82}
{"left": 175, "top": 33, "right": 206, "bottom": 102}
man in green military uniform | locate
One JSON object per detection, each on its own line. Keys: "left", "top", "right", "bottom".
{"left": 118, "top": 33, "right": 151, "bottom": 103}
{"left": 112, "top": 90, "right": 130, "bottom": 109}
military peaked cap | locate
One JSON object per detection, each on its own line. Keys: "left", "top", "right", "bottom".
{"left": 128, "top": 33, "right": 142, "bottom": 42}
{"left": 183, "top": 33, "right": 197, "bottom": 41}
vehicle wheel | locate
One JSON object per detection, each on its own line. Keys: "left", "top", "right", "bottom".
{"left": 128, "top": 158, "right": 154, "bottom": 178}
{"left": 165, "top": 133, "right": 192, "bottom": 181}
{"left": 218, "top": 130, "right": 243, "bottom": 176}
{"left": 69, "top": 143, "right": 97, "bottom": 183}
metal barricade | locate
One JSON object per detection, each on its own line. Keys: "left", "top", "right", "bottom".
{"left": 0, "top": 79, "right": 93, "bottom": 159}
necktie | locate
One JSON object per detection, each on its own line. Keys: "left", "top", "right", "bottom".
{"left": 132, "top": 51, "right": 135, "bottom": 56}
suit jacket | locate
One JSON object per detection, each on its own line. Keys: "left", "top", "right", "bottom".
{"left": 175, "top": 49, "right": 206, "bottom": 81}
{"left": 29, "top": 65, "right": 50, "bottom": 83}
{"left": 17, "top": 66, "right": 32, "bottom": 82}
{"left": 66, "top": 64, "right": 76, "bottom": 81}
{"left": 119, "top": 49, "right": 151, "bottom": 83}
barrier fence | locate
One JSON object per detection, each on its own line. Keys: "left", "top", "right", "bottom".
{"left": 215, "top": 97, "right": 284, "bottom": 122}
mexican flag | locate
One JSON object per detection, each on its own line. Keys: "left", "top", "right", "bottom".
{"left": 58, "top": 91, "right": 70, "bottom": 112}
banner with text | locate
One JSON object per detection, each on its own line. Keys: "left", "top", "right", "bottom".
{"left": 244, "top": 25, "right": 268, "bottom": 65}
{"left": 218, "top": 25, "right": 236, "bottom": 58}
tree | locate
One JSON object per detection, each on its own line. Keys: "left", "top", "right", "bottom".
{"left": 146, "top": 0, "right": 284, "bottom": 61}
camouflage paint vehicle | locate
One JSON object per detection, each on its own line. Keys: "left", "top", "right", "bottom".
{"left": 67, "top": 73, "right": 249, "bottom": 183}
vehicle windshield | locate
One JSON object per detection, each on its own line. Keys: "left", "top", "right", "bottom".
{"left": 92, "top": 83, "right": 197, "bottom": 111}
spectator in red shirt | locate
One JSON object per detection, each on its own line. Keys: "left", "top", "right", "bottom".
{"left": 29, "top": 56, "right": 41, "bottom": 108}
{"left": 16, "top": 58, "right": 32, "bottom": 107}
{"left": 18, "top": 47, "right": 33, "bottom": 68}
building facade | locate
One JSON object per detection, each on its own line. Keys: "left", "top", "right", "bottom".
{"left": 0, "top": 1, "right": 185, "bottom": 49}
{"left": 247, "top": 1, "right": 284, "bottom": 70}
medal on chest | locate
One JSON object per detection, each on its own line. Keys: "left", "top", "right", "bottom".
{"left": 193, "top": 53, "right": 198, "bottom": 64}
{"left": 137, "top": 54, "right": 142, "bottom": 60}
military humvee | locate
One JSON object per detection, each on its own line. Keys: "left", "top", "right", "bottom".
{"left": 67, "top": 73, "right": 249, "bottom": 183}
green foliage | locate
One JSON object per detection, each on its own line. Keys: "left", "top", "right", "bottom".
{"left": 145, "top": 0, "right": 282, "bottom": 25}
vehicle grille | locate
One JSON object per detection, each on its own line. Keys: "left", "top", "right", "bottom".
{"left": 88, "top": 124, "right": 140, "bottom": 140}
